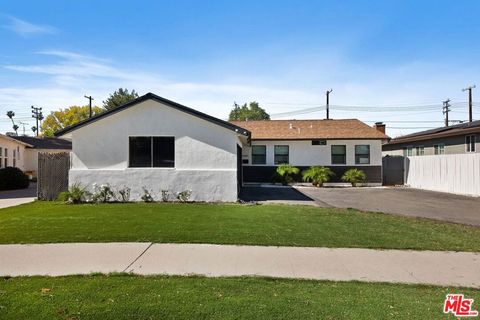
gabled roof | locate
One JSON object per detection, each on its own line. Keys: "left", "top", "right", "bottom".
{"left": 11, "top": 136, "right": 72, "bottom": 150}
{"left": 230, "top": 119, "right": 389, "bottom": 140}
{"left": 387, "top": 120, "right": 480, "bottom": 145}
{"left": 0, "top": 134, "right": 33, "bottom": 147}
{"left": 55, "top": 93, "right": 251, "bottom": 138}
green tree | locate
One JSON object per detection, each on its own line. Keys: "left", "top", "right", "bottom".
{"left": 41, "top": 105, "right": 104, "bottom": 137}
{"left": 102, "top": 88, "right": 139, "bottom": 110}
{"left": 228, "top": 101, "right": 270, "bottom": 121}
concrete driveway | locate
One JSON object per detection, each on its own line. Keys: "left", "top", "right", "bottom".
{"left": 240, "top": 185, "right": 316, "bottom": 206}
{"left": 0, "top": 183, "right": 36, "bottom": 209}
{"left": 296, "top": 186, "right": 480, "bottom": 226}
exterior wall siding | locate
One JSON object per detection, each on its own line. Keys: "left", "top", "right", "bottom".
{"left": 0, "top": 137, "right": 27, "bottom": 171}
{"left": 68, "top": 100, "right": 241, "bottom": 202}
{"left": 383, "top": 133, "right": 480, "bottom": 156}
{"left": 242, "top": 139, "right": 383, "bottom": 166}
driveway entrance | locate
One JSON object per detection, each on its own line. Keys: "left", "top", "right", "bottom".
{"left": 296, "top": 186, "right": 480, "bottom": 226}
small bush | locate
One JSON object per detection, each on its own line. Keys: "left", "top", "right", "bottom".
{"left": 141, "top": 187, "right": 154, "bottom": 202}
{"left": 92, "top": 184, "right": 115, "bottom": 203}
{"left": 0, "top": 167, "right": 29, "bottom": 190}
{"left": 161, "top": 190, "right": 170, "bottom": 202}
{"left": 57, "top": 191, "right": 69, "bottom": 202}
{"left": 341, "top": 169, "right": 367, "bottom": 186}
{"left": 275, "top": 164, "right": 300, "bottom": 185}
{"left": 60, "top": 183, "right": 88, "bottom": 204}
{"left": 176, "top": 190, "right": 192, "bottom": 202}
{"left": 117, "top": 186, "right": 131, "bottom": 202}
{"left": 302, "top": 166, "right": 335, "bottom": 187}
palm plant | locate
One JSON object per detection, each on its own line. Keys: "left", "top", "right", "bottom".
{"left": 341, "top": 169, "right": 367, "bottom": 187}
{"left": 302, "top": 166, "right": 335, "bottom": 187}
{"left": 276, "top": 164, "right": 300, "bottom": 185}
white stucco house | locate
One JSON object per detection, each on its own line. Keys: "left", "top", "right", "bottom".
{"left": 230, "top": 120, "right": 389, "bottom": 184}
{"left": 55, "top": 93, "right": 250, "bottom": 202}
{"left": 9, "top": 136, "right": 72, "bottom": 179}
{"left": 0, "top": 134, "right": 31, "bottom": 170}
{"left": 55, "top": 93, "right": 388, "bottom": 201}
{"left": 0, "top": 134, "right": 71, "bottom": 179}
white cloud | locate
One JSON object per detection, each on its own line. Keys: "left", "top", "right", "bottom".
{"left": 1, "top": 50, "right": 479, "bottom": 137}
{"left": 3, "top": 16, "right": 57, "bottom": 36}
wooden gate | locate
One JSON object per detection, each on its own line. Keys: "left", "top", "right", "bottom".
{"left": 382, "top": 155, "right": 404, "bottom": 185}
{"left": 37, "top": 152, "right": 70, "bottom": 200}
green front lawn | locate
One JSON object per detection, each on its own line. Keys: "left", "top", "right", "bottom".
{"left": 0, "top": 202, "right": 479, "bottom": 251}
{"left": 1, "top": 275, "right": 476, "bottom": 319}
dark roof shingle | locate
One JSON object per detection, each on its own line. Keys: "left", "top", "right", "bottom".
{"left": 12, "top": 136, "right": 72, "bottom": 149}
{"left": 387, "top": 120, "right": 480, "bottom": 145}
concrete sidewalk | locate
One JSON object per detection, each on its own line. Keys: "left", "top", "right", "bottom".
{"left": 0, "top": 243, "right": 479, "bottom": 288}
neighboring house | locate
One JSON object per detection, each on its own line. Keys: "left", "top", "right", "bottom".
{"left": 382, "top": 121, "right": 480, "bottom": 196}
{"left": 10, "top": 136, "right": 72, "bottom": 178}
{"left": 55, "top": 93, "right": 250, "bottom": 202}
{"left": 230, "top": 120, "right": 389, "bottom": 184}
{"left": 0, "top": 134, "right": 32, "bottom": 170}
{"left": 382, "top": 120, "right": 480, "bottom": 156}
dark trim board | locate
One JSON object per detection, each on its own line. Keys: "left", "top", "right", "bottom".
{"left": 243, "top": 165, "right": 382, "bottom": 183}
{"left": 55, "top": 93, "right": 251, "bottom": 138}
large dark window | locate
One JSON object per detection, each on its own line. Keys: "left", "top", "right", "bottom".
{"left": 355, "top": 145, "right": 370, "bottom": 164}
{"left": 252, "top": 145, "right": 266, "bottom": 165}
{"left": 153, "top": 137, "right": 175, "bottom": 167}
{"left": 331, "top": 145, "right": 346, "bottom": 164}
{"left": 129, "top": 137, "right": 175, "bottom": 168}
{"left": 274, "top": 145, "right": 289, "bottom": 164}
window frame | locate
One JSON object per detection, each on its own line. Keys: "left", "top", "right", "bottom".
{"left": 415, "top": 146, "right": 425, "bottom": 156}
{"left": 251, "top": 145, "right": 267, "bottom": 165}
{"left": 128, "top": 136, "right": 175, "bottom": 168}
{"left": 433, "top": 143, "right": 445, "bottom": 155}
{"left": 274, "top": 145, "right": 289, "bottom": 165}
{"left": 331, "top": 145, "right": 346, "bottom": 165}
{"left": 355, "top": 145, "right": 370, "bottom": 165}
{"left": 466, "top": 135, "right": 476, "bottom": 153}
{"left": 405, "top": 146, "right": 413, "bottom": 157}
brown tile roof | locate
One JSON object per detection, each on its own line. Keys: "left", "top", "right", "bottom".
{"left": 230, "top": 119, "right": 389, "bottom": 140}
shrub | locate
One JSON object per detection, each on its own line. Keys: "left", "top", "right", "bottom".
{"left": 92, "top": 184, "right": 115, "bottom": 203}
{"left": 0, "top": 167, "right": 29, "bottom": 190}
{"left": 59, "top": 183, "right": 88, "bottom": 204}
{"left": 161, "top": 190, "right": 170, "bottom": 202}
{"left": 302, "top": 166, "right": 335, "bottom": 187}
{"left": 341, "top": 169, "right": 367, "bottom": 186}
{"left": 176, "top": 190, "right": 192, "bottom": 202}
{"left": 275, "top": 164, "right": 300, "bottom": 185}
{"left": 141, "top": 187, "right": 154, "bottom": 202}
{"left": 117, "top": 186, "right": 131, "bottom": 202}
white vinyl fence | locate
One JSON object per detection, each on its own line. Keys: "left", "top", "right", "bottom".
{"left": 405, "top": 153, "right": 480, "bottom": 196}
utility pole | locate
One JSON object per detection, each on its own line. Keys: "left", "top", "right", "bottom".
{"left": 31, "top": 106, "right": 43, "bottom": 137}
{"left": 84, "top": 95, "right": 94, "bottom": 118}
{"left": 442, "top": 99, "right": 451, "bottom": 127}
{"left": 326, "top": 89, "right": 333, "bottom": 120}
{"left": 462, "top": 85, "right": 475, "bottom": 122}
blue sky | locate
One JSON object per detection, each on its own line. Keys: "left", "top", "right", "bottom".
{"left": 1, "top": 0, "right": 480, "bottom": 136}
